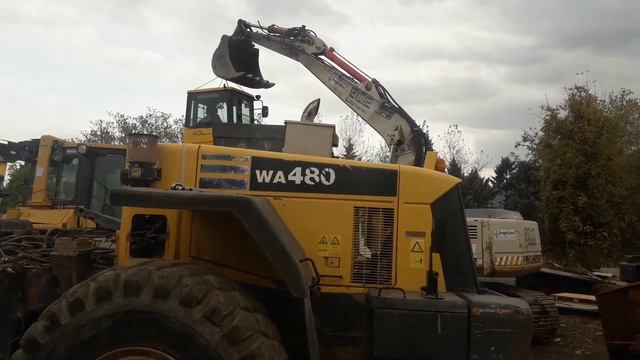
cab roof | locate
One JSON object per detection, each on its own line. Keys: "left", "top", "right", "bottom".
{"left": 187, "top": 86, "right": 256, "bottom": 99}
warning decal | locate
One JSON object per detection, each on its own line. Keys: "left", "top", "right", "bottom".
{"left": 410, "top": 240, "right": 424, "bottom": 253}
{"left": 409, "top": 238, "right": 425, "bottom": 269}
{"left": 318, "top": 235, "right": 341, "bottom": 257}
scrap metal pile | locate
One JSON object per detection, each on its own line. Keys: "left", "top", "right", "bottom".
{"left": 0, "top": 230, "right": 116, "bottom": 274}
{"left": 0, "top": 233, "right": 52, "bottom": 272}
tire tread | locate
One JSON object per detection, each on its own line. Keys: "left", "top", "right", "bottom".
{"left": 14, "top": 261, "right": 287, "bottom": 360}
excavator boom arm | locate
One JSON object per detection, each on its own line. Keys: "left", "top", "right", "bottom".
{"left": 213, "top": 19, "right": 427, "bottom": 166}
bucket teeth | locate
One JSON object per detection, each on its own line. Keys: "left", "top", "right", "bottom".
{"left": 211, "top": 35, "right": 275, "bottom": 89}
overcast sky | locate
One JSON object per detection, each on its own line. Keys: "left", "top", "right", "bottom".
{"left": 2, "top": 0, "right": 640, "bottom": 170}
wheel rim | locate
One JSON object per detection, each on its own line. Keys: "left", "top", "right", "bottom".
{"left": 96, "top": 347, "right": 176, "bottom": 360}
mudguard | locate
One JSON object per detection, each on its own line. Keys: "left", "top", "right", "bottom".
{"left": 111, "top": 186, "right": 320, "bottom": 359}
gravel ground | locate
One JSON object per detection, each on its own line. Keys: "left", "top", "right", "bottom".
{"left": 531, "top": 312, "right": 609, "bottom": 359}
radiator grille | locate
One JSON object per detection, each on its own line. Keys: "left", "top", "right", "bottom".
{"left": 467, "top": 224, "right": 479, "bottom": 241}
{"left": 351, "top": 207, "right": 395, "bottom": 286}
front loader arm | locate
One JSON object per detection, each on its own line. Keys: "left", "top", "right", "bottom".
{"left": 213, "top": 20, "right": 428, "bottom": 166}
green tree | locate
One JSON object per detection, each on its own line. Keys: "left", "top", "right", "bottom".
{"left": 491, "top": 155, "right": 541, "bottom": 221}
{"left": 0, "top": 163, "right": 34, "bottom": 212}
{"left": 437, "top": 124, "right": 490, "bottom": 173}
{"left": 492, "top": 156, "right": 516, "bottom": 205}
{"left": 447, "top": 157, "right": 464, "bottom": 178}
{"left": 460, "top": 168, "right": 493, "bottom": 208}
{"left": 609, "top": 89, "right": 640, "bottom": 252}
{"left": 337, "top": 112, "right": 364, "bottom": 160}
{"left": 342, "top": 137, "right": 360, "bottom": 160}
{"left": 438, "top": 124, "right": 471, "bottom": 172}
{"left": 506, "top": 159, "right": 541, "bottom": 222}
{"left": 80, "top": 108, "right": 183, "bottom": 144}
{"left": 535, "top": 85, "right": 636, "bottom": 267}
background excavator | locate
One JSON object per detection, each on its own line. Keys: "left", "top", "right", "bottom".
{"left": 209, "top": 20, "right": 430, "bottom": 166}
{"left": 466, "top": 209, "right": 559, "bottom": 342}
{"left": 11, "top": 20, "right": 532, "bottom": 359}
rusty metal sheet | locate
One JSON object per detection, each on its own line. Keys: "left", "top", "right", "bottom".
{"left": 596, "top": 282, "right": 640, "bottom": 359}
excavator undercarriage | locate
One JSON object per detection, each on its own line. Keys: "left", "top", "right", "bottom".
{"left": 483, "top": 282, "right": 559, "bottom": 342}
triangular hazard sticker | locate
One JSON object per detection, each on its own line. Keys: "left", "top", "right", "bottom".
{"left": 319, "top": 236, "right": 328, "bottom": 245}
{"left": 330, "top": 237, "right": 340, "bottom": 245}
{"left": 410, "top": 241, "right": 424, "bottom": 253}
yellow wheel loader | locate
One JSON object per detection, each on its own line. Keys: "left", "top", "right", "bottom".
{"left": 12, "top": 20, "right": 532, "bottom": 359}
{"left": 0, "top": 136, "right": 125, "bottom": 358}
{"left": 1, "top": 136, "right": 124, "bottom": 232}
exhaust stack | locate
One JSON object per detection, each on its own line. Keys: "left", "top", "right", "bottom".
{"left": 212, "top": 35, "right": 275, "bottom": 89}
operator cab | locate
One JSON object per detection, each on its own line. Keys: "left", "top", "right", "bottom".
{"left": 185, "top": 87, "right": 265, "bottom": 127}
{"left": 45, "top": 142, "right": 125, "bottom": 218}
{"left": 184, "top": 87, "right": 338, "bottom": 157}
{"left": 184, "top": 87, "right": 287, "bottom": 151}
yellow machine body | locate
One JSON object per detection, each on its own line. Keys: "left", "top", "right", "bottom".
{"left": 1, "top": 135, "right": 126, "bottom": 231}
{"left": 0, "top": 162, "right": 7, "bottom": 182}
{"left": 106, "top": 87, "right": 531, "bottom": 359}
{"left": 116, "top": 143, "right": 456, "bottom": 294}
{"left": 183, "top": 127, "right": 214, "bottom": 145}
{"left": 2, "top": 207, "right": 94, "bottom": 231}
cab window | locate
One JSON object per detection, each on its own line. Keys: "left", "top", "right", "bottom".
{"left": 186, "top": 90, "right": 255, "bottom": 127}
{"left": 188, "top": 92, "right": 228, "bottom": 127}
{"left": 47, "top": 158, "right": 79, "bottom": 202}
{"left": 90, "top": 154, "right": 125, "bottom": 218}
{"left": 240, "top": 99, "right": 252, "bottom": 124}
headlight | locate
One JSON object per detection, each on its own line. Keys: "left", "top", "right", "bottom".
{"left": 51, "top": 150, "right": 64, "bottom": 162}
{"left": 77, "top": 144, "right": 87, "bottom": 154}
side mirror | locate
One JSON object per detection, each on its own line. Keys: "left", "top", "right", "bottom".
{"left": 262, "top": 106, "right": 269, "bottom": 118}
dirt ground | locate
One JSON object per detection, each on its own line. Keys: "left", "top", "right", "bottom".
{"left": 532, "top": 312, "right": 609, "bottom": 359}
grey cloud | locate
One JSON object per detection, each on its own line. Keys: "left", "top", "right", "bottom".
{"left": 469, "top": 128, "right": 523, "bottom": 163}
{"left": 386, "top": 34, "right": 550, "bottom": 68}
{"left": 492, "top": 1, "right": 640, "bottom": 54}
{"left": 384, "top": 75, "right": 502, "bottom": 107}
{"left": 241, "top": 0, "right": 349, "bottom": 28}
{"left": 3, "top": 0, "right": 640, "bottom": 173}
{"left": 414, "top": 96, "right": 541, "bottom": 132}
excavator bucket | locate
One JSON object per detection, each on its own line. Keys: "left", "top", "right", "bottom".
{"left": 211, "top": 35, "right": 275, "bottom": 89}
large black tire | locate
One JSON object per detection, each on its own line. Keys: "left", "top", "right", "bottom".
{"left": 12, "top": 261, "right": 287, "bottom": 360}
